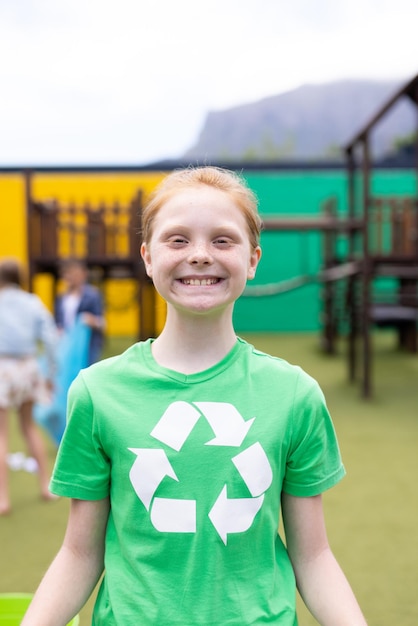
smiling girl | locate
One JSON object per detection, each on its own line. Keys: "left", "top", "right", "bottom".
{"left": 22, "top": 166, "right": 367, "bottom": 626}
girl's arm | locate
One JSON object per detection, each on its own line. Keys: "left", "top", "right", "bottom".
{"left": 21, "top": 497, "right": 110, "bottom": 626}
{"left": 281, "top": 492, "right": 367, "bottom": 626}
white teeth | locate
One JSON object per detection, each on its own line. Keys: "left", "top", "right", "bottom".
{"left": 182, "top": 278, "right": 218, "bottom": 286}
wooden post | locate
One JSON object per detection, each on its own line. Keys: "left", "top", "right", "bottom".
{"left": 67, "top": 202, "right": 77, "bottom": 257}
{"left": 321, "top": 197, "right": 338, "bottom": 353}
{"left": 87, "top": 204, "right": 106, "bottom": 258}
{"left": 137, "top": 197, "right": 157, "bottom": 341}
{"left": 361, "top": 135, "right": 372, "bottom": 398}
{"left": 41, "top": 200, "right": 58, "bottom": 258}
{"left": 129, "top": 191, "right": 142, "bottom": 260}
{"left": 346, "top": 147, "right": 358, "bottom": 383}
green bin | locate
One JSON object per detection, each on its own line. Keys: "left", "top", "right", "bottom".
{"left": 0, "top": 594, "right": 79, "bottom": 625}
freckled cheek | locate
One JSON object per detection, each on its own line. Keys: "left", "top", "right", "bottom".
{"left": 148, "top": 249, "right": 183, "bottom": 275}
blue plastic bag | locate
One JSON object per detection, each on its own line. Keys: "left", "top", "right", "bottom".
{"left": 34, "top": 318, "right": 91, "bottom": 445}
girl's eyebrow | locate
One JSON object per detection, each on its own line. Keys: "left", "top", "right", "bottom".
{"left": 160, "top": 224, "right": 238, "bottom": 234}
{"left": 156, "top": 220, "right": 246, "bottom": 240}
{"left": 158, "top": 225, "right": 188, "bottom": 236}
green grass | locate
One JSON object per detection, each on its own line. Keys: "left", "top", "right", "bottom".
{"left": 1, "top": 331, "right": 417, "bottom": 625}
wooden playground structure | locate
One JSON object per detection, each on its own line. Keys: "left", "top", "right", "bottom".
{"left": 342, "top": 74, "right": 418, "bottom": 397}
{"left": 25, "top": 176, "right": 158, "bottom": 340}
{"left": 24, "top": 75, "right": 417, "bottom": 397}
{"left": 261, "top": 74, "right": 418, "bottom": 397}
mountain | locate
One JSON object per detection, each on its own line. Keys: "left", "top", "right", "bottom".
{"left": 183, "top": 79, "right": 416, "bottom": 162}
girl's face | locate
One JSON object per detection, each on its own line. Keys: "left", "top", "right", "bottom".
{"left": 141, "top": 186, "right": 261, "bottom": 318}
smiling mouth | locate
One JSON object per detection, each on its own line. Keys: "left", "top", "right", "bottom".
{"left": 180, "top": 278, "right": 220, "bottom": 286}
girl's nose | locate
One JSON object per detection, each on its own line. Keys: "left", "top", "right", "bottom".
{"left": 188, "top": 242, "right": 213, "bottom": 265}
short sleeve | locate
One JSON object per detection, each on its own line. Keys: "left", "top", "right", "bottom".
{"left": 50, "top": 371, "right": 111, "bottom": 500}
{"left": 282, "top": 371, "right": 345, "bottom": 497}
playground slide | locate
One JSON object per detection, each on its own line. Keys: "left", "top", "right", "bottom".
{"left": 34, "top": 319, "right": 92, "bottom": 446}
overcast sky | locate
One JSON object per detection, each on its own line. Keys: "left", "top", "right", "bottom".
{"left": 0, "top": 0, "right": 417, "bottom": 166}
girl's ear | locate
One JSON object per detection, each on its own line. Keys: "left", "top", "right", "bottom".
{"left": 247, "top": 246, "right": 261, "bottom": 280}
{"left": 140, "top": 242, "right": 152, "bottom": 277}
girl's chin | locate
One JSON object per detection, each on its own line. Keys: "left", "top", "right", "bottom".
{"left": 171, "top": 300, "right": 234, "bottom": 318}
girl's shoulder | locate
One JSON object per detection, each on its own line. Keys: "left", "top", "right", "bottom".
{"left": 238, "top": 337, "right": 320, "bottom": 392}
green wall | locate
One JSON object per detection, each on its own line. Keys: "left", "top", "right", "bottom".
{"left": 233, "top": 169, "right": 416, "bottom": 332}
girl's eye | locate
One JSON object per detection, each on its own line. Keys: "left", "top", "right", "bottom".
{"left": 169, "top": 236, "right": 188, "bottom": 244}
{"left": 214, "top": 238, "right": 230, "bottom": 245}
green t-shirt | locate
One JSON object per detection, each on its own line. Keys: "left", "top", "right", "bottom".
{"left": 51, "top": 338, "right": 345, "bottom": 625}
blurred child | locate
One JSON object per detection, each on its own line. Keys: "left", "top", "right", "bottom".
{"left": 0, "top": 258, "right": 58, "bottom": 515}
{"left": 55, "top": 258, "right": 105, "bottom": 365}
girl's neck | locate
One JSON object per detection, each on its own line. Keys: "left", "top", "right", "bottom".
{"left": 151, "top": 311, "right": 237, "bottom": 375}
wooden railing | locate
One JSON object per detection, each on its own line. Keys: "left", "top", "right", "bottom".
{"left": 29, "top": 191, "right": 142, "bottom": 264}
{"left": 369, "top": 196, "right": 417, "bottom": 258}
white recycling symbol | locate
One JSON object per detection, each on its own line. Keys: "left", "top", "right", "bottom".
{"left": 128, "top": 401, "right": 273, "bottom": 545}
